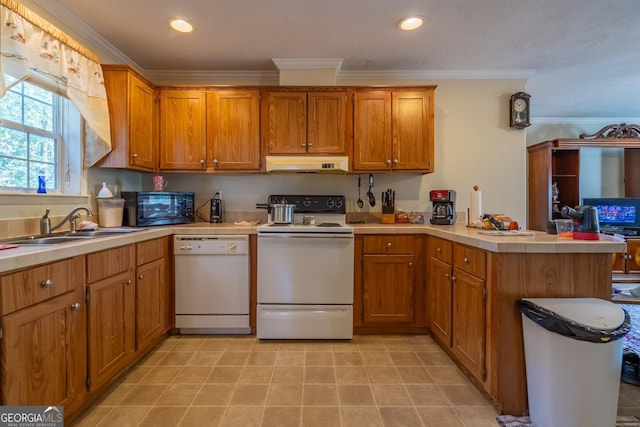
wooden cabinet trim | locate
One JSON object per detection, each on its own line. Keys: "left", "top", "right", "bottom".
{"left": 87, "top": 245, "right": 135, "bottom": 284}
{"left": 363, "top": 235, "right": 414, "bottom": 254}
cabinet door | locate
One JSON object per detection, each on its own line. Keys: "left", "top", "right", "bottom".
{"left": 129, "top": 74, "right": 156, "bottom": 170}
{"left": 1, "top": 289, "right": 86, "bottom": 415}
{"left": 452, "top": 269, "right": 486, "bottom": 381}
{"left": 362, "top": 254, "right": 414, "bottom": 324}
{"left": 352, "top": 91, "right": 392, "bottom": 171}
{"left": 307, "top": 92, "right": 347, "bottom": 154}
{"left": 136, "top": 258, "right": 166, "bottom": 353}
{"left": 265, "top": 91, "right": 307, "bottom": 154}
{"left": 208, "top": 90, "right": 261, "bottom": 171}
{"left": 627, "top": 239, "right": 640, "bottom": 274}
{"left": 429, "top": 257, "right": 453, "bottom": 346}
{"left": 392, "top": 91, "right": 433, "bottom": 171}
{"left": 160, "top": 90, "right": 207, "bottom": 170}
{"left": 87, "top": 271, "right": 135, "bottom": 391}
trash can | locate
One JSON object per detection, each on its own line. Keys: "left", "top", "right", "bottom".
{"left": 517, "top": 298, "right": 630, "bottom": 427}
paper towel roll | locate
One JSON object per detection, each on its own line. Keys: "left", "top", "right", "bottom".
{"left": 470, "top": 190, "right": 482, "bottom": 221}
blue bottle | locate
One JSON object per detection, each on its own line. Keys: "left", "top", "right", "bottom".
{"left": 37, "top": 170, "right": 47, "bottom": 194}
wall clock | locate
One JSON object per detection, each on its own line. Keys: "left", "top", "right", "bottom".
{"left": 510, "top": 92, "right": 531, "bottom": 129}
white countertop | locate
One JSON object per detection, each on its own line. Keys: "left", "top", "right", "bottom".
{"left": 0, "top": 222, "right": 626, "bottom": 273}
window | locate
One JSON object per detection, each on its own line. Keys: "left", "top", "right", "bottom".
{"left": 0, "top": 80, "right": 61, "bottom": 192}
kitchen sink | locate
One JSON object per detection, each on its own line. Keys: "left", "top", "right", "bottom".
{"left": 4, "top": 227, "right": 146, "bottom": 245}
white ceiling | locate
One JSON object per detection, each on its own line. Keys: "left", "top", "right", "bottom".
{"left": 36, "top": 0, "right": 640, "bottom": 119}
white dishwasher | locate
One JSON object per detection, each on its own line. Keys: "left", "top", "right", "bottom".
{"left": 174, "top": 235, "right": 250, "bottom": 334}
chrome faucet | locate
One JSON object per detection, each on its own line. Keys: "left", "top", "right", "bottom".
{"left": 41, "top": 206, "right": 93, "bottom": 235}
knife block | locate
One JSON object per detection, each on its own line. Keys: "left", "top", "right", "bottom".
{"left": 381, "top": 214, "right": 395, "bottom": 224}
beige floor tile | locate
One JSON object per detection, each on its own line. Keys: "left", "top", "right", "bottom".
{"left": 416, "top": 406, "right": 465, "bottom": 427}
{"left": 207, "top": 366, "right": 243, "bottom": 383}
{"left": 138, "top": 406, "right": 188, "bottom": 427}
{"left": 71, "top": 406, "right": 112, "bottom": 427}
{"left": 340, "top": 406, "right": 383, "bottom": 427}
{"left": 156, "top": 383, "right": 202, "bottom": 405}
{"left": 95, "top": 406, "right": 150, "bottom": 427}
{"left": 267, "top": 383, "right": 303, "bottom": 406}
{"left": 366, "top": 366, "right": 401, "bottom": 384}
{"left": 262, "top": 406, "right": 302, "bottom": 427}
{"left": 246, "top": 351, "right": 277, "bottom": 365}
{"left": 358, "top": 342, "right": 387, "bottom": 351}
{"left": 186, "top": 351, "right": 222, "bottom": 366}
{"left": 389, "top": 351, "right": 423, "bottom": 366}
{"left": 303, "top": 384, "right": 339, "bottom": 406}
{"left": 199, "top": 339, "right": 229, "bottom": 351}
{"left": 305, "top": 351, "right": 334, "bottom": 366}
{"left": 225, "top": 338, "right": 256, "bottom": 351}
{"left": 361, "top": 351, "right": 394, "bottom": 366}
{"left": 173, "top": 366, "right": 212, "bottom": 383}
{"left": 253, "top": 341, "right": 281, "bottom": 351}
{"left": 338, "top": 384, "right": 376, "bottom": 406}
{"left": 275, "top": 351, "right": 305, "bottom": 366}
{"left": 156, "top": 351, "right": 194, "bottom": 366}
{"left": 119, "top": 384, "right": 168, "bottom": 406}
{"left": 336, "top": 366, "right": 369, "bottom": 384}
{"left": 138, "top": 351, "right": 167, "bottom": 367}
{"left": 219, "top": 406, "right": 263, "bottom": 427}
{"left": 238, "top": 366, "right": 274, "bottom": 383}
{"left": 333, "top": 351, "right": 363, "bottom": 366}
{"left": 216, "top": 351, "right": 250, "bottom": 366}
{"left": 229, "top": 384, "right": 269, "bottom": 405}
{"left": 396, "top": 366, "right": 434, "bottom": 384}
{"left": 172, "top": 338, "right": 205, "bottom": 351}
{"left": 138, "top": 366, "right": 181, "bottom": 384}
{"left": 378, "top": 406, "right": 423, "bottom": 427}
{"left": 371, "top": 384, "right": 413, "bottom": 406}
{"left": 120, "top": 366, "right": 152, "bottom": 383}
{"left": 426, "top": 366, "right": 469, "bottom": 385}
{"left": 301, "top": 406, "right": 341, "bottom": 427}
{"left": 332, "top": 341, "right": 360, "bottom": 351}
{"left": 405, "top": 384, "right": 450, "bottom": 406}
{"left": 440, "top": 384, "right": 489, "bottom": 407}
{"left": 179, "top": 406, "right": 225, "bottom": 426}
{"left": 277, "top": 341, "right": 307, "bottom": 351}
{"left": 96, "top": 383, "right": 136, "bottom": 406}
{"left": 417, "top": 351, "right": 454, "bottom": 366}
{"left": 192, "top": 383, "right": 235, "bottom": 406}
{"left": 272, "top": 366, "right": 304, "bottom": 383}
{"left": 454, "top": 406, "right": 500, "bottom": 427}
{"left": 304, "top": 366, "right": 336, "bottom": 383}
{"left": 383, "top": 341, "right": 415, "bottom": 351}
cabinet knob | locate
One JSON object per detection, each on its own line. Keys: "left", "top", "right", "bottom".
{"left": 139, "top": 274, "right": 144, "bottom": 280}
{"left": 445, "top": 273, "right": 450, "bottom": 279}
{"left": 71, "top": 302, "right": 81, "bottom": 310}
{"left": 301, "top": 143, "right": 307, "bottom": 147}
{"left": 408, "top": 262, "right": 413, "bottom": 267}
{"left": 437, "top": 247, "right": 441, "bottom": 253}
{"left": 452, "top": 275, "right": 456, "bottom": 282}
{"left": 387, "top": 242, "right": 392, "bottom": 248}
{"left": 393, "top": 159, "right": 399, "bottom": 164}
{"left": 213, "top": 159, "right": 218, "bottom": 167}
{"left": 200, "top": 159, "right": 205, "bottom": 167}
{"left": 307, "top": 143, "right": 313, "bottom": 147}
{"left": 126, "top": 279, "right": 132, "bottom": 286}
{"left": 41, "top": 279, "right": 54, "bottom": 288}
{"left": 464, "top": 257, "right": 470, "bottom": 264}
{"left": 386, "top": 159, "right": 392, "bottom": 166}
{"left": 132, "top": 153, "right": 138, "bottom": 158}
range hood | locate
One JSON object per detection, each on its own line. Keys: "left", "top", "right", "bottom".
{"left": 265, "top": 156, "right": 349, "bottom": 173}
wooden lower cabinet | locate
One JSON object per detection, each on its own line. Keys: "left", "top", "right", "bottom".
{"left": 0, "top": 257, "right": 87, "bottom": 418}
{"left": 354, "top": 234, "right": 427, "bottom": 333}
{"left": 428, "top": 237, "right": 487, "bottom": 383}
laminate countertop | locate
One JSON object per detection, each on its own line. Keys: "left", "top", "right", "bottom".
{"left": 0, "top": 222, "right": 626, "bottom": 273}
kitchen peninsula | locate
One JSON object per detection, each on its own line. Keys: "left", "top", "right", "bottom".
{"left": 0, "top": 223, "right": 625, "bottom": 419}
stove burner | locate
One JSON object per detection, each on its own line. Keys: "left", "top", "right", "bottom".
{"left": 316, "top": 222, "right": 342, "bottom": 227}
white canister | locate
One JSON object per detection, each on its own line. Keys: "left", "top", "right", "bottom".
{"left": 97, "top": 198, "right": 125, "bottom": 227}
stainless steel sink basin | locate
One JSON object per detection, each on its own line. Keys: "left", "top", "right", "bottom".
{"left": 5, "top": 228, "right": 146, "bottom": 245}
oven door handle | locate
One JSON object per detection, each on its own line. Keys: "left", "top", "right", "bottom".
{"left": 258, "top": 233, "right": 353, "bottom": 239}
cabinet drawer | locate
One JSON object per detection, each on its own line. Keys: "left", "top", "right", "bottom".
{"left": 87, "top": 245, "right": 135, "bottom": 283}
{"left": 453, "top": 244, "right": 486, "bottom": 279}
{"left": 0, "top": 256, "right": 84, "bottom": 315}
{"left": 137, "top": 237, "right": 167, "bottom": 266}
{"left": 364, "top": 235, "right": 414, "bottom": 254}
{"left": 428, "top": 237, "right": 452, "bottom": 264}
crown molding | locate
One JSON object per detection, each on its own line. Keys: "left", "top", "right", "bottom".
{"left": 144, "top": 70, "right": 279, "bottom": 85}
{"left": 338, "top": 69, "right": 535, "bottom": 82}
{"left": 32, "top": 0, "right": 140, "bottom": 67}
{"left": 273, "top": 58, "right": 343, "bottom": 71}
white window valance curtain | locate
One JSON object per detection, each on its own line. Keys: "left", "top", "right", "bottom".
{"left": 0, "top": 0, "right": 111, "bottom": 167}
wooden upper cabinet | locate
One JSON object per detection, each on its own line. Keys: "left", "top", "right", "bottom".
{"left": 98, "top": 65, "right": 157, "bottom": 171}
{"left": 353, "top": 89, "right": 434, "bottom": 172}
{"left": 353, "top": 91, "right": 392, "bottom": 171}
{"left": 160, "top": 90, "right": 207, "bottom": 170}
{"left": 264, "top": 90, "right": 348, "bottom": 155}
{"left": 207, "top": 90, "right": 261, "bottom": 171}
{"left": 392, "top": 91, "right": 434, "bottom": 171}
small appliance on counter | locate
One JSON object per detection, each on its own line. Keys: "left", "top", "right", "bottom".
{"left": 430, "top": 190, "right": 457, "bottom": 225}
{"left": 209, "top": 192, "right": 223, "bottom": 223}
{"left": 560, "top": 205, "right": 600, "bottom": 240}
{"left": 122, "top": 191, "right": 195, "bottom": 226}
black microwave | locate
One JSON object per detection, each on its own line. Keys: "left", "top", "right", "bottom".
{"left": 121, "top": 191, "right": 195, "bottom": 226}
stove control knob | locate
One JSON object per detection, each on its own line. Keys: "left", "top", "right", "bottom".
{"left": 327, "top": 199, "right": 335, "bottom": 208}
{"left": 335, "top": 198, "right": 343, "bottom": 208}
{"left": 303, "top": 199, "right": 311, "bottom": 207}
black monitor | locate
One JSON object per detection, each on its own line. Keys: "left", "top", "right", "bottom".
{"left": 582, "top": 197, "right": 640, "bottom": 229}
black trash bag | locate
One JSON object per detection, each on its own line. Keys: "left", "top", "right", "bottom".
{"left": 517, "top": 299, "right": 631, "bottom": 344}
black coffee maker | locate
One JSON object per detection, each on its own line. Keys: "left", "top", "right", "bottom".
{"left": 430, "top": 190, "right": 457, "bottom": 225}
{"left": 560, "top": 205, "right": 600, "bottom": 240}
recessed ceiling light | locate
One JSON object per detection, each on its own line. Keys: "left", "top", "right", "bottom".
{"left": 169, "top": 18, "right": 193, "bottom": 33}
{"left": 398, "top": 16, "right": 425, "bottom": 31}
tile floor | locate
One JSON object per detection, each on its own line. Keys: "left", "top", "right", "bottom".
{"left": 71, "top": 334, "right": 640, "bottom": 427}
